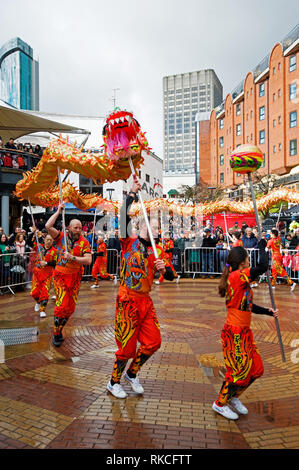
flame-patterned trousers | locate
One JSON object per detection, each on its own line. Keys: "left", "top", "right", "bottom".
{"left": 30, "top": 268, "right": 53, "bottom": 306}
{"left": 53, "top": 269, "right": 82, "bottom": 319}
{"left": 91, "top": 258, "right": 114, "bottom": 280}
{"left": 271, "top": 256, "right": 293, "bottom": 286}
{"left": 114, "top": 289, "right": 161, "bottom": 361}
{"left": 216, "top": 323, "right": 264, "bottom": 406}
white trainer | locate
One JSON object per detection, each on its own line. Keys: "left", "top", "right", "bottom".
{"left": 272, "top": 286, "right": 276, "bottom": 289}
{"left": 176, "top": 275, "right": 180, "bottom": 284}
{"left": 90, "top": 284, "right": 100, "bottom": 289}
{"left": 155, "top": 281, "right": 160, "bottom": 285}
{"left": 290, "top": 283, "right": 296, "bottom": 292}
{"left": 212, "top": 401, "right": 239, "bottom": 420}
{"left": 230, "top": 398, "right": 248, "bottom": 415}
{"left": 40, "top": 311, "right": 46, "bottom": 318}
{"left": 51, "top": 295, "right": 56, "bottom": 301}
{"left": 107, "top": 381, "right": 127, "bottom": 399}
{"left": 251, "top": 283, "right": 258, "bottom": 288}
{"left": 34, "top": 303, "right": 40, "bottom": 312}
{"left": 124, "top": 373, "right": 144, "bottom": 394}
{"left": 113, "top": 276, "right": 118, "bottom": 285}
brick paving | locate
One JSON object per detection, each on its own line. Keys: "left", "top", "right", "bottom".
{"left": 0, "top": 278, "right": 298, "bottom": 449}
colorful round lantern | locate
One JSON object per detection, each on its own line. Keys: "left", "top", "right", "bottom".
{"left": 230, "top": 145, "right": 264, "bottom": 174}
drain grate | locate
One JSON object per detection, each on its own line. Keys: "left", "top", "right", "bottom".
{"left": 0, "top": 327, "right": 39, "bottom": 346}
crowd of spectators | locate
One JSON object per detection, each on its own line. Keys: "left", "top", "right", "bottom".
{"left": 0, "top": 136, "right": 43, "bottom": 169}
{"left": 1, "top": 212, "right": 299, "bottom": 290}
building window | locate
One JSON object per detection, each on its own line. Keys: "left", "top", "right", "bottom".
{"left": 278, "top": 143, "right": 282, "bottom": 151}
{"left": 273, "top": 93, "right": 276, "bottom": 102}
{"left": 236, "top": 103, "right": 241, "bottom": 115}
{"left": 278, "top": 89, "right": 281, "bottom": 97}
{"left": 220, "top": 155, "right": 224, "bottom": 165}
{"left": 259, "top": 129, "right": 265, "bottom": 144}
{"left": 219, "top": 119, "right": 224, "bottom": 129}
{"left": 278, "top": 115, "right": 281, "bottom": 124}
{"left": 220, "top": 173, "right": 224, "bottom": 184}
{"left": 273, "top": 119, "right": 276, "bottom": 127}
{"left": 289, "top": 54, "right": 297, "bottom": 72}
{"left": 290, "top": 111, "right": 297, "bottom": 128}
{"left": 259, "top": 106, "right": 265, "bottom": 120}
{"left": 273, "top": 145, "right": 276, "bottom": 153}
{"left": 278, "top": 62, "right": 281, "bottom": 70}
{"left": 219, "top": 137, "right": 224, "bottom": 147}
{"left": 290, "top": 139, "right": 297, "bottom": 156}
{"left": 259, "top": 82, "right": 265, "bottom": 97}
{"left": 250, "top": 110, "right": 253, "bottom": 118}
{"left": 236, "top": 123, "right": 241, "bottom": 136}
{"left": 290, "top": 82, "right": 297, "bottom": 101}
{"left": 261, "top": 154, "right": 265, "bottom": 168}
{"left": 273, "top": 67, "right": 276, "bottom": 75}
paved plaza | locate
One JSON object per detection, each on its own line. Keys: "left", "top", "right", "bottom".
{"left": 0, "top": 278, "right": 298, "bottom": 450}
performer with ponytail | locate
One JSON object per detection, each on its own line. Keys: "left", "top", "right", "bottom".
{"left": 232, "top": 231, "right": 243, "bottom": 248}
{"left": 212, "top": 239, "right": 279, "bottom": 420}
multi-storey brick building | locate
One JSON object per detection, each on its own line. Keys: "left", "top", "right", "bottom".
{"left": 208, "top": 25, "right": 299, "bottom": 192}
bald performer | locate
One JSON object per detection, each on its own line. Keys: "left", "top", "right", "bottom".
{"left": 45, "top": 204, "right": 91, "bottom": 347}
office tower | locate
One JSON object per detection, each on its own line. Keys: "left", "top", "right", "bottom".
{"left": 0, "top": 37, "right": 39, "bottom": 110}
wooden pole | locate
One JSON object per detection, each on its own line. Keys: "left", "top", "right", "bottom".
{"left": 248, "top": 173, "right": 286, "bottom": 362}
{"left": 128, "top": 157, "right": 158, "bottom": 259}
{"left": 57, "top": 166, "right": 68, "bottom": 254}
{"left": 28, "top": 198, "right": 43, "bottom": 261}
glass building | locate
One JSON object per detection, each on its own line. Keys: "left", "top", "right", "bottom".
{"left": 0, "top": 37, "right": 39, "bottom": 110}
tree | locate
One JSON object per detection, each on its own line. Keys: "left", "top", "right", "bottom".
{"left": 178, "top": 180, "right": 225, "bottom": 204}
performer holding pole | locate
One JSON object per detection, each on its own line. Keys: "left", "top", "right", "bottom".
{"left": 230, "top": 145, "right": 286, "bottom": 362}
{"left": 107, "top": 178, "right": 175, "bottom": 398}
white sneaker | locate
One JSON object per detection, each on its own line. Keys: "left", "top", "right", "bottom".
{"left": 113, "top": 276, "right": 118, "bottom": 285}
{"left": 230, "top": 398, "right": 248, "bottom": 415}
{"left": 107, "top": 381, "right": 127, "bottom": 399}
{"left": 90, "top": 284, "right": 100, "bottom": 289}
{"left": 290, "top": 283, "right": 296, "bottom": 292}
{"left": 212, "top": 401, "right": 239, "bottom": 420}
{"left": 124, "top": 373, "right": 144, "bottom": 394}
{"left": 155, "top": 281, "right": 160, "bottom": 285}
{"left": 51, "top": 295, "right": 56, "bottom": 301}
{"left": 40, "top": 311, "right": 46, "bottom": 318}
{"left": 34, "top": 303, "right": 40, "bottom": 312}
{"left": 251, "top": 283, "right": 258, "bottom": 288}
{"left": 271, "top": 286, "right": 276, "bottom": 289}
{"left": 176, "top": 275, "right": 180, "bottom": 284}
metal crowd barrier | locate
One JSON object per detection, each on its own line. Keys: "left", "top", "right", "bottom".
{"left": 184, "top": 247, "right": 299, "bottom": 281}
{"left": 1, "top": 247, "right": 298, "bottom": 295}
{"left": 82, "top": 249, "right": 120, "bottom": 279}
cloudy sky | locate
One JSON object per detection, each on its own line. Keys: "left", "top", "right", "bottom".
{"left": 1, "top": 0, "right": 298, "bottom": 156}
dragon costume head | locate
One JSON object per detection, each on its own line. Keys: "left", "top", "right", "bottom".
{"left": 103, "top": 109, "right": 149, "bottom": 162}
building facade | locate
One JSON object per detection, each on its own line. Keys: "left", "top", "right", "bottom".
{"left": 0, "top": 37, "right": 39, "bottom": 111}
{"left": 209, "top": 25, "right": 299, "bottom": 190}
{"left": 163, "top": 69, "right": 223, "bottom": 193}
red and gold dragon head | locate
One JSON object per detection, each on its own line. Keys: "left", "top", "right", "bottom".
{"left": 102, "top": 109, "right": 149, "bottom": 162}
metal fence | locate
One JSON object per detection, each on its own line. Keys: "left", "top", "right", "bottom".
{"left": 184, "top": 247, "right": 299, "bottom": 281}
{"left": 1, "top": 247, "right": 298, "bottom": 294}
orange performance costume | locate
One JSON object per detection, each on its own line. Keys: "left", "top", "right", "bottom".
{"left": 215, "top": 240, "right": 275, "bottom": 407}
{"left": 267, "top": 235, "right": 294, "bottom": 287}
{"left": 110, "top": 194, "right": 175, "bottom": 386}
{"left": 157, "top": 238, "right": 178, "bottom": 283}
{"left": 31, "top": 245, "right": 58, "bottom": 312}
{"left": 52, "top": 232, "right": 91, "bottom": 340}
{"left": 91, "top": 240, "right": 114, "bottom": 281}
{"left": 232, "top": 239, "right": 243, "bottom": 248}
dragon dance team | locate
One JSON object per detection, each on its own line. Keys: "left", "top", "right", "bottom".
{"left": 28, "top": 184, "right": 299, "bottom": 421}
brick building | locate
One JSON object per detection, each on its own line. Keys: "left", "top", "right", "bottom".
{"left": 206, "top": 25, "right": 299, "bottom": 192}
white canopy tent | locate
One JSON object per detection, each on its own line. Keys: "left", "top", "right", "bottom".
{"left": 0, "top": 100, "right": 90, "bottom": 144}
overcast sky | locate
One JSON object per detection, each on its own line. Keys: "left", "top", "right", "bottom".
{"left": 1, "top": 0, "right": 298, "bottom": 156}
